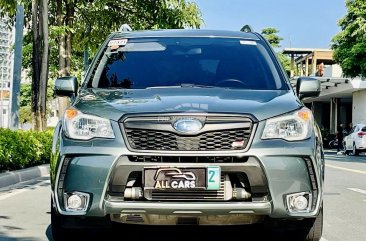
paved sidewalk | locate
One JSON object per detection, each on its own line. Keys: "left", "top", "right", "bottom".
{"left": 0, "top": 164, "right": 50, "bottom": 189}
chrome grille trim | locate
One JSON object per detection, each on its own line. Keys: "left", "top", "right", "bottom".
{"left": 120, "top": 114, "right": 255, "bottom": 152}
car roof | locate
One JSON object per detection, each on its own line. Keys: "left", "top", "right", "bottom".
{"left": 111, "top": 29, "right": 261, "bottom": 40}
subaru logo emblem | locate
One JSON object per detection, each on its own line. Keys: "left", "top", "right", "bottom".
{"left": 173, "top": 118, "right": 203, "bottom": 134}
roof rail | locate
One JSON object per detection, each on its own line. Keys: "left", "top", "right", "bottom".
{"left": 240, "top": 25, "right": 253, "bottom": 33}
{"left": 119, "top": 24, "right": 132, "bottom": 32}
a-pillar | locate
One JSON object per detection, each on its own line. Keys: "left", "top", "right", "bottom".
{"left": 352, "top": 90, "right": 366, "bottom": 124}
{"left": 330, "top": 98, "right": 338, "bottom": 133}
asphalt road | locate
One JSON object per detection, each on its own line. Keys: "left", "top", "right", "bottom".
{"left": 0, "top": 152, "right": 365, "bottom": 241}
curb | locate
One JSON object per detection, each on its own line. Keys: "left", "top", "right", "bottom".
{"left": 0, "top": 164, "right": 50, "bottom": 189}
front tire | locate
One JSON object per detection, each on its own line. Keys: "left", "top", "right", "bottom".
{"left": 287, "top": 207, "right": 323, "bottom": 241}
{"left": 51, "top": 199, "right": 113, "bottom": 240}
{"left": 303, "top": 207, "right": 323, "bottom": 241}
{"left": 269, "top": 206, "right": 323, "bottom": 241}
{"left": 352, "top": 143, "right": 359, "bottom": 156}
{"left": 51, "top": 205, "right": 75, "bottom": 241}
{"left": 344, "top": 143, "right": 350, "bottom": 155}
{"left": 51, "top": 199, "right": 85, "bottom": 241}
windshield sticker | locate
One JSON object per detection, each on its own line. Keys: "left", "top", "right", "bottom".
{"left": 108, "top": 39, "right": 128, "bottom": 47}
{"left": 240, "top": 40, "right": 257, "bottom": 45}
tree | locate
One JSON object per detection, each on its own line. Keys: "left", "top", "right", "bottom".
{"left": 19, "top": 82, "right": 54, "bottom": 124}
{"left": 19, "top": 83, "right": 32, "bottom": 124}
{"left": 1, "top": 0, "right": 202, "bottom": 129}
{"left": 54, "top": 0, "right": 202, "bottom": 117}
{"left": 277, "top": 53, "right": 291, "bottom": 73}
{"left": 1, "top": 0, "right": 49, "bottom": 130}
{"left": 261, "top": 27, "right": 283, "bottom": 48}
{"left": 261, "top": 27, "right": 291, "bottom": 73}
{"left": 31, "top": 0, "right": 49, "bottom": 130}
{"left": 332, "top": 0, "right": 366, "bottom": 78}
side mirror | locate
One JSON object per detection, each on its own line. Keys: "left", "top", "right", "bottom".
{"left": 54, "top": 76, "right": 78, "bottom": 97}
{"left": 296, "top": 77, "right": 321, "bottom": 100}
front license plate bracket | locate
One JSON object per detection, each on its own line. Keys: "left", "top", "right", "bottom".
{"left": 143, "top": 166, "right": 221, "bottom": 191}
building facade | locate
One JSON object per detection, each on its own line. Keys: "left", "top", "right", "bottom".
{"left": 284, "top": 48, "right": 366, "bottom": 135}
{"left": 0, "top": 17, "right": 13, "bottom": 129}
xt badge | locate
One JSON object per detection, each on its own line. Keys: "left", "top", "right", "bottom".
{"left": 154, "top": 168, "right": 196, "bottom": 189}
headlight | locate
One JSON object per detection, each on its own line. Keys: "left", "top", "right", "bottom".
{"left": 262, "top": 107, "right": 313, "bottom": 141}
{"left": 63, "top": 108, "right": 115, "bottom": 140}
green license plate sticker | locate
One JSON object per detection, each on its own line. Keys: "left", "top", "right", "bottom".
{"left": 207, "top": 166, "right": 221, "bottom": 190}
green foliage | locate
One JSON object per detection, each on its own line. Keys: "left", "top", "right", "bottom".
{"left": 0, "top": 129, "right": 53, "bottom": 171}
{"left": 4, "top": 0, "right": 202, "bottom": 79}
{"left": 71, "top": 0, "right": 202, "bottom": 58}
{"left": 20, "top": 82, "right": 54, "bottom": 108}
{"left": 261, "top": 27, "right": 283, "bottom": 48}
{"left": 277, "top": 53, "right": 291, "bottom": 73}
{"left": 20, "top": 83, "right": 31, "bottom": 107}
{"left": 332, "top": 0, "right": 366, "bottom": 78}
{"left": 19, "top": 83, "right": 32, "bottom": 124}
{"left": 261, "top": 27, "right": 290, "bottom": 73}
{"left": 19, "top": 106, "right": 32, "bottom": 124}
{"left": 19, "top": 82, "right": 54, "bottom": 123}
{"left": 0, "top": 0, "right": 16, "bottom": 18}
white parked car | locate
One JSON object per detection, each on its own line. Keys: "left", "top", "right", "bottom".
{"left": 343, "top": 124, "right": 366, "bottom": 155}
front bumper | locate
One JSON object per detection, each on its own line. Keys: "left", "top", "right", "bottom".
{"left": 52, "top": 121, "right": 324, "bottom": 223}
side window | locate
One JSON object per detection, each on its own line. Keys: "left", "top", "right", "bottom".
{"left": 361, "top": 127, "right": 366, "bottom": 132}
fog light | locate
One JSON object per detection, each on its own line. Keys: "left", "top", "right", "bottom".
{"left": 292, "top": 196, "right": 308, "bottom": 210}
{"left": 64, "top": 192, "right": 90, "bottom": 212}
{"left": 286, "top": 192, "right": 312, "bottom": 213}
{"left": 68, "top": 195, "right": 82, "bottom": 209}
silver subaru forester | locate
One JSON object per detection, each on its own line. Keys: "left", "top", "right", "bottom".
{"left": 51, "top": 28, "right": 324, "bottom": 241}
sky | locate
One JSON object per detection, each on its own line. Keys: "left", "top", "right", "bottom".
{"left": 192, "top": 0, "right": 347, "bottom": 49}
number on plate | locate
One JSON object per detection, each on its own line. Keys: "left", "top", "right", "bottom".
{"left": 207, "top": 166, "right": 220, "bottom": 190}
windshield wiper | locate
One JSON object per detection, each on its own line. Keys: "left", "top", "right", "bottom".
{"left": 180, "top": 83, "right": 215, "bottom": 88}
{"left": 146, "top": 84, "right": 215, "bottom": 89}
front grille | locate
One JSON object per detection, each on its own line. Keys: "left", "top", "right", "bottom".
{"left": 125, "top": 129, "right": 248, "bottom": 151}
{"left": 128, "top": 155, "right": 248, "bottom": 163}
{"left": 148, "top": 175, "right": 225, "bottom": 201}
{"left": 121, "top": 115, "right": 254, "bottom": 152}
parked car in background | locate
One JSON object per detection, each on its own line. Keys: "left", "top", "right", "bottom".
{"left": 343, "top": 124, "right": 366, "bottom": 155}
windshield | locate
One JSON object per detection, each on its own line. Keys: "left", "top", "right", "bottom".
{"left": 93, "top": 37, "right": 287, "bottom": 90}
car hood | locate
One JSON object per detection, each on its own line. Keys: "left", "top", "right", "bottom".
{"left": 73, "top": 88, "right": 302, "bottom": 122}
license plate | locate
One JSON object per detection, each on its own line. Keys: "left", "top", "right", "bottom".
{"left": 144, "top": 167, "right": 221, "bottom": 190}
